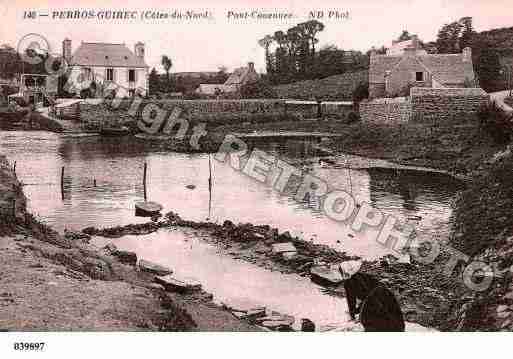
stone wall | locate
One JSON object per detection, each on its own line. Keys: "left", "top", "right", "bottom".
{"left": 410, "top": 87, "right": 489, "bottom": 121}
{"left": 80, "top": 98, "right": 353, "bottom": 126}
{"left": 359, "top": 97, "right": 411, "bottom": 124}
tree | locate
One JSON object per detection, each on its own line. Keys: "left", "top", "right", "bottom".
{"left": 258, "top": 35, "right": 274, "bottom": 74}
{"left": 161, "top": 55, "right": 172, "bottom": 82}
{"left": 148, "top": 67, "right": 160, "bottom": 95}
{"left": 301, "top": 20, "right": 325, "bottom": 55}
{"left": 436, "top": 21, "right": 463, "bottom": 54}
{"left": 459, "top": 16, "right": 475, "bottom": 50}
{"left": 397, "top": 30, "right": 412, "bottom": 42}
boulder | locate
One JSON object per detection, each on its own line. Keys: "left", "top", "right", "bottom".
{"left": 112, "top": 250, "right": 137, "bottom": 266}
{"left": 272, "top": 242, "right": 296, "bottom": 254}
{"left": 138, "top": 259, "right": 173, "bottom": 276}
{"left": 102, "top": 243, "right": 118, "bottom": 254}
{"left": 155, "top": 275, "right": 202, "bottom": 293}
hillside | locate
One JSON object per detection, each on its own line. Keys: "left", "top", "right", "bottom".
{"left": 273, "top": 70, "right": 368, "bottom": 101}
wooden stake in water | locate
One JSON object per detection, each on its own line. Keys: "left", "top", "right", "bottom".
{"left": 12, "top": 198, "right": 16, "bottom": 218}
{"left": 143, "top": 162, "right": 147, "bottom": 201}
{"left": 208, "top": 154, "right": 213, "bottom": 219}
{"left": 60, "top": 166, "right": 65, "bottom": 201}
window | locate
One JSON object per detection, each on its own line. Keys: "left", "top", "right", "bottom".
{"left": 416, "top": 72, "right": 424, "bottom": 81}
{"left": 128, "top": 69, "right": 136, "bottom": 82}
{"left": 106, "top": 68, "right": 114, "bottom": 81}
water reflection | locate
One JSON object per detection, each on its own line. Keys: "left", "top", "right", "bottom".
{"left": 0, "top": 131, "right": 462, "bottom": 259}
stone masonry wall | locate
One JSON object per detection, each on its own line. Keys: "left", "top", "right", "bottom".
{"left": 359, "top": 97, "right": 412, "bottom": 124}
{"left": 410, "top": 87, "right": 490, "bottom": 121}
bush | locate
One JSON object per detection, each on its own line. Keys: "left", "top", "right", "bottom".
{"left": 352, "top": 82, "right": 369, "bottom": 104}
{"left": 240, "top": 79, "right": 278, "bottom": 99}
{"left": 478, "top": 101, "right": 513, "bottom": 144}
{"left": 347, "top": 111, "right": 360, "bottom": 123}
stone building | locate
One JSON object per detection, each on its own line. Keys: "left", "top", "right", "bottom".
{"left": 369, "top": 35, "right": 476, "bottom": 98}
{"left": 62, "top": 39, "right": 149, "bottom": 97}
{"left": 196, "top": 62, "right": 259, "bottom": 96}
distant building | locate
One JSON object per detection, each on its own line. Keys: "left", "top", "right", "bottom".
{"left": 196, "top": 62, "right": 259, "bottom": 96}
{"left": 369, "top": 35, "right": 476, "bottom": 98}
{"left": 62, "top": 39, "right": 149, "bottom": 97}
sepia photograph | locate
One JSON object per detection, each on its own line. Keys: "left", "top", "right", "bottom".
{"left": 0, "top": 0, "right": 512, "bottom": 357}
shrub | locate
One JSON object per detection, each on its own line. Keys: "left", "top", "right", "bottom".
{"left": 478, "top": 101, "right": 513, "bottom": 144}
{"left": 352, "top": 82, "right": 369, "bottom": 104}
{"left": 347, "top": 111, "right": 360, "bottom": 123}
{"left": 240, "top": 79, "right": 278, "bottom": 99}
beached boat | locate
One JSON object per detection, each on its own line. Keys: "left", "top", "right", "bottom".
{"left": 135, "top": 201, "right": 163, "bottom": 216}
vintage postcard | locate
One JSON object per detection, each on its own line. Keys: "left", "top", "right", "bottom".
{"left": 0, "top": 0, "right": 512, "bottom": 357}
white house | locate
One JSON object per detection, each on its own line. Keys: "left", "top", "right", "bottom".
{"left": 62, "top": 39, "right": 149, "bottom": 98}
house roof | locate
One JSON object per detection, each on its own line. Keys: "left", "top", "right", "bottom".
{"left": 224, "top": 67, "right": 249, "bottom": 85}
{"left": 370, "top": 53, "right": 474, "bottom": 85}
{"left": 70, "top": 42, "right": 148, "bottom": 68}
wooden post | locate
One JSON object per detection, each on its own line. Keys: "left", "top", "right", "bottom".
{"left": 13, "top": 161, "right": 16, "bottom": 175}
{"left": 12, "top": 199, "right": 16, "bottom": 218}
{"left": 61, "top": 166, "right": 65, "bottom": 200}
{"left": 143, "top": 162, "right": 147, "bottom": 201}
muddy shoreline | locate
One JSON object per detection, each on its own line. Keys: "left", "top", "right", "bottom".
{"left": 0, "top": 155, "right": 259, "bottom": 331}
{"left": 82, "top": 210, "right": 472, "bottom": 331}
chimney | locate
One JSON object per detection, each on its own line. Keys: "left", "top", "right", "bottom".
{"left": 462, "top": 47, "right": 472, "bottom": 62}
{"left": 134, "top": 42, "right": 145, "bottom": 59}
{"left": 248, "top": 62, "right": 255, "bottom": 71}
{"left": 63, "top": 38, "right": 71, "bottom": 63}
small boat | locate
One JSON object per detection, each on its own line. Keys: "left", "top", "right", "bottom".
{"left": 135, "top": 201, "right": 163, "bottom": 217}
{"left": 100, "top": 125, "right": 130, "bottom": 136}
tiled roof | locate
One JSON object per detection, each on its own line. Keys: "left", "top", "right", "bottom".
{"left": 224, "top": 67, "right": 249, "bottom": 85}
{"left": 370, "top": 53, "right": 474, "bottom": 85}
{"left": 420, "top": 54, "right": 474, "bottom": 84}
{"left": 369, "top": 55, "right": 402, "bottom": 83}
{"left": 70, "top": 42, "right": 147, "bottom": 68}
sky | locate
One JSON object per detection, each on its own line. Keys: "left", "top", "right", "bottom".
{"left": 1, "top": 0, "right": 513, "bottom": 73}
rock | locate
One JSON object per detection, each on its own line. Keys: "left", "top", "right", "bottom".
{"left": 239, "top": 308, "right": 266, "bottom": 323}
{"left": 498, "top": 311, "right": 510, "bottom": 319}
{"left": 64, "top": 230, "right": 91, "bottom": 243}
{"left": 301, "top": 318, "right": 316, "bottom": 332}
{"left": 271, "top": 242, "right": 296, "bottom": 254}
{"left": 497, "top": 305, "right": 509, "bottom": 313}
{"left": 501, "top": 319, "right": 511, "bottom": 329}
{"left": 154, "top": 275, "right": 202, "bottom": 293}
{"left": 138, "top": 259, "right": 173, "bottom": 276}
{"left": 253, "top": 242, "right": 271, "bottom": 254}
{"left": 102, "top": 243, "right": 118, "bottom": 254}
{"left": 82, "top": 226, "right": 98, "bottom": 235}
{"left": 223, "top": 220, "right": 235, "bottom": 228}
{"left": 310, "top": 265, "right": 344, "bottom": 286}
{"left": 258, "top": 314, "right": 295, "bottom": 330}
{"left": 278, "top": 231, "right": 293, "bottom": 242}
{"left": 112, "top": 250, "right": 137, "bottom": 266}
